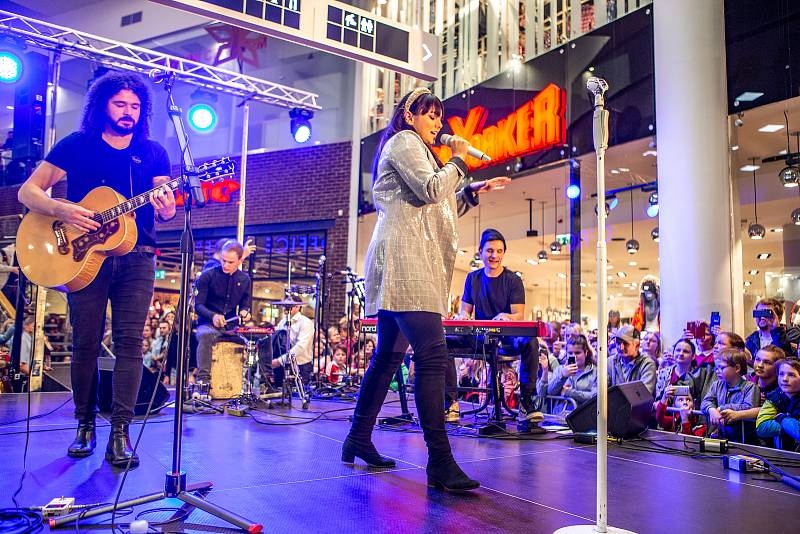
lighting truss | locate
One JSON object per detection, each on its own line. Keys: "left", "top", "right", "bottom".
{"left": 0, "top": 9, "right": 320, "bottom": 110}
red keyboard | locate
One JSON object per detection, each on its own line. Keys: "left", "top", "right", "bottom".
{"left": 360, "top": 318, "right": 544, "bottom": 337}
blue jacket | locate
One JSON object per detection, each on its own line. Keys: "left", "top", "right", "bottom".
{"left": 745, "top": 326, "right": 793, "bottom": 359}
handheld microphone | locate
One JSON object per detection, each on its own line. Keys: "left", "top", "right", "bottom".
{"left": 149, "top": 69, "right": 176, "bottom": 84}
{"left": 586, "top": 77, "right": 609, "bottom": 108}
{"left": 439, "top": 134, "right": 491, "bottom": 162}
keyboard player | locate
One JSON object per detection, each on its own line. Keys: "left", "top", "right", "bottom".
{"left": 446, "top": 228, "right": 543, "bottom": 431}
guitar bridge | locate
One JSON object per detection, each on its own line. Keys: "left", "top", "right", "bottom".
{"left": 53, "top": 221, "right": 69, "bottom": 255}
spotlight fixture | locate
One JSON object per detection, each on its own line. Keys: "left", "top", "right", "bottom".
{"left": 187, "top": 103, "right": 217, "bottom": 133}
{"left": 289, "top": 107, "right": 313, "bottom": 143}
{"left": 0, "top": 50, "right": 22, "bottom": 84}
{"left": 792, "top": 207, "right": 800, "bottom": 225}
{"left": 537, "top": 249, "right": 548, "bottom": 262}
{"left": 779, "top": 166, "right": 800, "bottom": 188}
{"left": 550, "top": 240, "right": 562, "bottom": 254}
{"left": 734, "top": 112, "right": 744, "bottom": 127}
{"left": 594, "top": 202, "right": 610, "bottom": 216}
{"left": 566, "top": 184, "right": 581, "bottom": 199}
{"left": 651, "top": 226, "right": 659, "bottom": 242}
{"left": 626, "top": 239, "right": 640, "bottom": 254}
{"left": 608, "top": 195, "right": 619, "bottom": 210}
{"left": 646, "top": 190, "right": 659, "bottom": 218}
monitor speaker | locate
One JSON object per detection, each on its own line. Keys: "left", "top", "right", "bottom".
{"left": 565, "top": 381, "right": 654, "bottom": 439}
{"left": 98, "top": 358, "right": 170, "bottom": 415}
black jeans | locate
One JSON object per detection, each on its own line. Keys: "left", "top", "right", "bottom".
{"left": 348, "top": 310, "right": 452, "bottom": 461}
{"left": 445, "top": 336, "right": 539, "bottom": 404}
{"left": 67, "top": 252, "right": 155, "bottom": 426}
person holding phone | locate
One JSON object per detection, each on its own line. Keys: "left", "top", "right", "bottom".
{"left": 542, "top": 334, "right": 597, "bottom": 405}
{"left": 653, "top": 339, "right": 708, "bottom": 403}
{"left": 745, "top": 299, "right": 795, "bottom": 359}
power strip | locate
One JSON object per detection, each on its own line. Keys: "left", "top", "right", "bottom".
{"left": 723, "top": 454, "right": 768, "bottom": 473}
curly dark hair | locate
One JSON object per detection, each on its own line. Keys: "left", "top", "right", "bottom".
{"left": 79, "top": 71, "right": 153, "bottom": 139}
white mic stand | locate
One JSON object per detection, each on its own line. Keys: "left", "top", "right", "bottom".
{"left": 554, "top": 78, "right": 635, "bottom": 534}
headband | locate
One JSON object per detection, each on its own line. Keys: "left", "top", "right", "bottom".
{"left": 404, "top": 87, "right": 432, "bottom": 118}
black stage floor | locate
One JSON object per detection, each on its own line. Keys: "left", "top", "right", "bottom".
{"left": 1, "top": 391, "right": 798, "bottom": 533}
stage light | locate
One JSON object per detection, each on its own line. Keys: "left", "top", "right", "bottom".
{"left": 537, "top": 250, "right": 548, "bottom": 262}
{"left": 0, "top": 50, "right": 22, "bottom": 84}
{"left": 779, "top": 166, "right": 800, "bottom": 187}
{"left": 566, "top": 184, "right": 581, "bottom": 199}
{"left": 608, "top": 195, "right": 619, "bottom": 210}
{"left": 289, "top": 107, "right": 313, "bottom": 143}
{"left": 549, "top": 240, "right": 562, "bottom": 255}
{"left": 646, "top": 203, "right": 659, "bottom": 218}
{"left": 188, "top": 103, "right": 217, "bottom": 133}
{"left": 626, "top": 239, "right": 640, "bottom": 254}
{"left": 748, "top": 223, "right": 766, "bottom": 240}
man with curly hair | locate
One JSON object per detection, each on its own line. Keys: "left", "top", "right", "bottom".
{"left": 18, "top": 72, "right": 175, "bottom": 468}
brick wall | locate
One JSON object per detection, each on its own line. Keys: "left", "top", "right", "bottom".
{"left": 1, "top": 141, "right": 353, "bottom": 323}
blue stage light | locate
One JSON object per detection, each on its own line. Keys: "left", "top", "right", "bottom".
{"left": 0, "top": 51, "right": 22, "bottom": 84}
{"left": 289, "top": 107, "right": 313, "bottom": 143}
{"left": 646, "top": 203, "right": 659, "bottom": 218}
{"left": 566, "top": 184, "right": 581, "bottom": 199}
{"left": 188, "top": 103, "right": 217, "bottom": 133}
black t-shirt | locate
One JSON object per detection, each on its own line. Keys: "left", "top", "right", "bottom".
{"left": 462, "top": 268, "right": 525, "bottom": 320}
{"left": 45, "top": 132, "right": 171, "bottom": 248}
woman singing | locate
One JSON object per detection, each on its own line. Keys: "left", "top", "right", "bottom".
{"left": 342, "top": 87, "right": 509, "bottom": 492}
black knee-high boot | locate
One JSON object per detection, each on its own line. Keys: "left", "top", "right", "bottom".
{"left": 342, "top": 351, "right": 405, "bottom": 468}
{"left": 413, "top": 342, "right": 479, "bottom": 492}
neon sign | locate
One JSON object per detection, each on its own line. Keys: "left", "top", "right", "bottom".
{"left": 432, "top": 83, "right": 566, "bottom": 170}
{"left": 174, "top": 178, "right": 240, "bottom": 206}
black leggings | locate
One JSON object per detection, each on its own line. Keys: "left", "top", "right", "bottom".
{"left": 348, "top": 310, "right": 452, "bottom": 461}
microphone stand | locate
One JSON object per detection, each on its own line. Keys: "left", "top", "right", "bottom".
{"left": 53, "top": 74, "right": 263, "bottom": 533}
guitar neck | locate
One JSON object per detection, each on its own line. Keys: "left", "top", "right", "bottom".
{"left": 95, "top": 178, "right": 182, "bottom": 224}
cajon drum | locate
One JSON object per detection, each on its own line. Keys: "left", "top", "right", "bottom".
{"left": 210, "top": 341, "right": 244, "bottom": 399}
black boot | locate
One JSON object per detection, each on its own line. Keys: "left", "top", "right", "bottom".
{"left": 67, "top": 419, "right": 96, "bottom": 458}
{"left": 341, "top": 434, "right": 396, "bottom": 468}
{"left": 105, "top": 423, "right": 139, "bottom": 468}
{"left": 426, "top": 454, "right": 480, "bottom": 492}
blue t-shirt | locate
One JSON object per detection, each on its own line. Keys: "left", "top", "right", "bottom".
{"left": 462, "top": 268, "right": 525, "bottom": 320}
{"left": 45, "top": 132, "right": 171, "bottom": 248}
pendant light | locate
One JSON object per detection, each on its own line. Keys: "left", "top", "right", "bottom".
{"left": 778, "top": 112, "right": 799, "bottom": 188}
{"left": 549, "top": 188, "right": 562, "bottom": 254}
{"left": 537, "top": 200, "right": 548, "bottom": 262}
{"left": 625, "top": 187, "right": 640, "bottom": 254}
{"left": 748, "top": 158, "right": 766, "bottom": 239}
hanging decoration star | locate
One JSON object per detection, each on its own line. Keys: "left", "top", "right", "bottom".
{"left": 205, "top": 24, "right": 267, "bottom": 69}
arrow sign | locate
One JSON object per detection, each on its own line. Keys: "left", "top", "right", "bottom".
{"left": 422, "top": 43, "right": 432, "bottom": 62}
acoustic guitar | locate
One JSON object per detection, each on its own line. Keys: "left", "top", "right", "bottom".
{"left": 16, "top": 158, "right": 235, "bottom": 292}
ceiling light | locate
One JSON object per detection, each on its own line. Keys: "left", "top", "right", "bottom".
{"left": 744, "top": 281, "right": 752, "bottom": 287}
{"left": 550, "top": 240, "right": 562, "bottom": 254}
{"left": 646, "top": 204, "right": 659, "bottom": 217}
{"left": 757, "top": 253, "right": 771, "bottom": 260}
{"left": 740, "top": 165, "right": 760, "bottom": 172}
{"left": 619, "top": 167, "right": 630, "bottom": 172}
{"left": 566, "top": 184, "right": 581, "bottom": 199}
{"left": 458, "top": 250, "right": 466, "bottom": 255}
{"left": 557, "top": 272, "right": 567, "bottom": 279}
{"left": 642, "top": 150, "right": 657, "bottom": 157}
{"left": 579, "top": 282, "right": 587, "bottom": 288}
{"left": 771, "top": 227, "right": 784, "bottom": 233}
{"left": 607, "top": 264, "right": 614, "bottom": 270}
{"left": 758, "top": 124, "right": 784, "bottom": 133}
{"left": 748, "top": 222, "right": 766, "bottom": 240}
{"left": 617, "top": 272, "right": 627, "bottom": 278}
{"left": 626, "top": 238, "right": 640, "bottom": 254}
{"left": 792, "top": 208, "right": 800, "bottom": 225}
{"left": 779, "top": 166, "right": 800, "bottom": 187}
{"left": 651, "top": 226, "right": 659, "bottom": 242}
{"left": 735, "top": 91, "right": 764, "bottom": 102}
{"left": 731, "top": 145, "right": 739, "bottom": 151}
{"left": 748, "top": 270, "right": 759, "bottom": 275}
{"left": 628, "top": 261, "right": 637, "bottom": 266}
{"left": 610, "top": 169, "right": 619, "bottom": 174}
{"left": 526, "top": 258, "right": 538, "bottom": 266}
{"left": 537, "top": 250, "right": 548, "bottom": 262}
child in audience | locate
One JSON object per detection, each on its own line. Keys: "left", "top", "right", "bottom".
{"left": 756, "top": 359, "right": 800, "bottom": 449}
{"left": 654, "top": 339, "right": 709, "bottom": 403}
{"left": 701, "top": 347, "right": 760, "bottom": 442}
{"left": 326, "top": 344, "right": 347, "bottom": 384}
{"left": 543, "top": 334, "right": 597, "bottom": 405}
{"left": 655, "top": 392, "right": 707, "bottom": 436}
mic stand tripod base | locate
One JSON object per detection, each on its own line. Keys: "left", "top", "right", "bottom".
{"left": 554, "top": 525, "right": 637, "bottom": 534}
{"left": 378, "top": 412, "right": 416, "bottom": 426}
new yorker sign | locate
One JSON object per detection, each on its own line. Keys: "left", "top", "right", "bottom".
{"left": 432, "top": 83, "right": 566, "bottom": 170}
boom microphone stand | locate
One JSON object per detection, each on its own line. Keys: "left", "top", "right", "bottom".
{"left": 53, "top": 73, "right": 262, "bottom": 533}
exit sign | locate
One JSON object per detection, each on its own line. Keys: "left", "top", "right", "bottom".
{"left": 155, "top": 270, "right": 166, "bottom": 280}
{"left": 150, "top": 0, "right": 440, "bottom": 81}
{"left": 556, "top": 234, "right": 572, "bottom": 246}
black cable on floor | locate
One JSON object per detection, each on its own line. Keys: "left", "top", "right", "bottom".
{"left": 0, "top": 508, "right": 43, "bottom": 534}
{"left": 0, "top": 397, "right": 72, "bottom": 426}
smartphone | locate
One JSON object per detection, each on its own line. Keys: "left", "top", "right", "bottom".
{"left": 673, "top": 385, "right": 691, "bottom": 397}
{"left": 753, "top": 309, "right": 772, "bottom": 319}
{"left": 710, "top": 311, "right": 721, "bottom": 331}
{"left": 567, "top": 355, "right": 576, "bottom": 365}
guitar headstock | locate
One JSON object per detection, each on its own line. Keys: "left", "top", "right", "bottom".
{"left": 189, "top": 157, "right": 236, "bottom": 182}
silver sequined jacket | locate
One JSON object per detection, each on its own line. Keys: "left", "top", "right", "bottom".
{"left": 365, "top": 130, "right": 479, "bottom": 317}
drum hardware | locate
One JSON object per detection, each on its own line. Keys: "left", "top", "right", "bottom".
{"left": 268, "top": 285, "right": 309, "bottom": 410}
